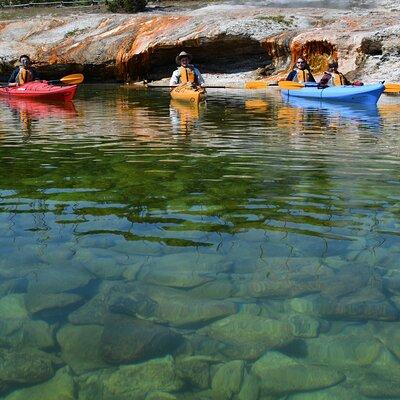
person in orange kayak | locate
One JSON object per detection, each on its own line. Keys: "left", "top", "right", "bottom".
{"left": 286, "top": 57, "right": 316, "bottom": 83}
{"left": 170, "top": 51, "right": 205, "bottom": 88}
{"left": 318, "top": 60, "right": 363, "bottom": 87}
{"left": 8, "top": 55, "right": 39, "bottom": 87}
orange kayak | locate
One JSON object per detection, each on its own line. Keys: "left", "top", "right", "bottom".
{"left": 170, "top": 85, "right": 206, "bottom": 103}
{"left": 0, "top": 81, "right": 77, "bottom": 101}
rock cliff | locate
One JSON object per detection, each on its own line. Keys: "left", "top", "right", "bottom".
{"left": 0, "top": 0, "right": 399, "bottom": 84}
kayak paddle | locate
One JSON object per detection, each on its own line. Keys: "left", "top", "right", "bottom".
{"left": 245, "top": 80, "right": 268, "bottom": 89}
{"left": 244, "top": 81, "right": 280, "bottom": 89}
{"left": 48, "top": 73, "right": 84, "bottom": 85}
{"left": 130, "top": 83, "right": 236, "bottom": 89}
{"left": 278, "top": 81, "right": 306, "bottom": 89}
{"left": 0, "top": 74, "right": 85, "bottom": 87}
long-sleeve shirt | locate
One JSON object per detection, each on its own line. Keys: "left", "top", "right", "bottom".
{"left": 170, "top": 67, "right": 205, "bottom": 86}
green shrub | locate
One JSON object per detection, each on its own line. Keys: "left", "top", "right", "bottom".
{"left": 105, "top": 0, "right": 147, "bottom": 12}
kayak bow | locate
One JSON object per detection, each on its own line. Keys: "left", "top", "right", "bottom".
{"left": 170, "top": 85, "right": 206, "bottom": 103}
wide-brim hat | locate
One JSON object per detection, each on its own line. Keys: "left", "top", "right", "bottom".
{"left": 176, "top": 51, "right": 193, "bottom": 65}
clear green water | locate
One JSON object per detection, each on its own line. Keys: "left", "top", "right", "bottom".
{"left": 1, "top": 85, "right": 400, "bottom": 399}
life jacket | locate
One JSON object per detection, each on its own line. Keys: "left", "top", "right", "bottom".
{"left": 293, "top": 68, "right": 311, "bottom": 83}
{"left": 179, "top": 66, "right": 198, "bottom": 85}
{"left": 332, "top": 72, "right": 346, "bottom": 86}
{"left": 17, "top": 67, "right": 34, "bottom": 85}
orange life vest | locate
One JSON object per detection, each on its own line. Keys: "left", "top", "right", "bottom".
{"left": 179, "top": 66, "right": 197, "bottom": 85}
{"left": 294, "top": 69, "right": 311, "bottom": 83}
{"left": 332, "top": 72, "right": 346, "bottom": 86}
{"left": 17, "top": 67, "right": 33, "bottom": 85}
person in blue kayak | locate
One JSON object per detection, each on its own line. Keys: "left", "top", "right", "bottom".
{"left": 318, "top": 60, "right": 363, "bottom": 87}
{"left": 8, "top": 55, "right": 39, "bottom": 87}
{"left": 286, "top": 57, "right": 316, "bottom": 83}
{"left": 170, "top": 51, "right": 205, "bottom": 88}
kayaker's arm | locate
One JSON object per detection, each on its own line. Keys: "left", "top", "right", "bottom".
{"left": 8, "top": 68, "right": 19, "bottom": 86}
{"left": 307, "top": 71, "right": 316, "bottom": 83}
{"left": 194, "top": 68, "right": 205, "bottom": 87}
{"left": 170, "top": 70, "right": 181, "bottom": 87}
{"left": 31, "top": 69, "right": 40, "bottom": 81}
{"left": 286, "top": 71, "right": 296, "bottom": 81}
{"left": 318, "top": 72, "right": 331, "bottom": 88}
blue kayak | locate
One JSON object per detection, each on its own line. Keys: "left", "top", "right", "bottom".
{"left": 280, "top": 83, "right": 385, "bottom": 105}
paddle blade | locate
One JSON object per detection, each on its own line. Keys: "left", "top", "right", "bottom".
{"left": 60, "top": 74, "right": 84, "bottom": 85}
{"left": 245, "top": 80, "right": 268, "bottom": 89}
{"left": 384, "top": 83, "right": 400, "bottom": 93}
{"left": 278, "top": 81, "right": 305, "bottom": 90}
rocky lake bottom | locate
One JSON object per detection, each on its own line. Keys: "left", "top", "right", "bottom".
{"left": 0, "top": 85, "right": 399, "bottom": 399}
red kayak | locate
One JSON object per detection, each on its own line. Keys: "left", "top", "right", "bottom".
{"left": 0, "top": 81, "right": 77, "bottom": 101}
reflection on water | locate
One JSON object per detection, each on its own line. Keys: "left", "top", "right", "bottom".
{"left": 169, "top": 99, "right": 204, "bottom": 135}
{"left": 281, "top": 94, "right": 382, "bottom": 132}
{"left": 0, "top": 97, "right": 78, "bottom": 141}
{"left": 0, "top": 85, "right": 400, "bottom": 399}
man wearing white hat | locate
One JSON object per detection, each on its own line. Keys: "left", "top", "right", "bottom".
{"left": 169, "top": 51, "right": 205, "bottom": 87}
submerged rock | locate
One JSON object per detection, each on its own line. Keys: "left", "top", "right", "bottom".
{"left": 383, "top": 269, "right": 400, "bottom": 294}
{"left": 4, "top": 366, "right": 75, "bottom": 400}
{"left": 0, "top": 278, "right": 28, "bottom": 297}
{"left": 145, "top": 392, "right": 177, "bottom": 400}
{"left": 287, "top": 314, "right": 320, "bottom": 338}
{"left": 136, "top": 253, "right": 230, "bottom": 289}
{"left": 107, "top": 291, "right": 157, "bottom": 320}
{"left": 68, "top": 281, "right": 120, "bottom": 325}
{"left": 100, "top": 314, "right": 182, "bottom": 364}
{"left": 0, "top": 294, "right": 28, "bottom": 319}
{"left": 252, "top": 351, "right": 345, "bottom": 396}
{"left": 78, "top": 356, "right": 184, "bottom": 400}
{"left": 189, "top": 279, "right": 236, "bottom": 300}
{"left": 25, "top": 292, "right": 82, "bottom": 316}
{"left": 144, "top": 285, "right": 237, "bottom": 327}
{"left": 287, "top": 384, "right": 368, "bottom": 399}
{"left": 287, "top": 286, "right": 398, "bottom": 321}
{"left": 175, "top": 355, "right": 213, "bottom": 390}
{"left": 237, "top": 372, "right": 259, "bottom": 400}
{"left": 0, "top": 319, "right": 54, "bottom": 350}
{"left": 211, "top": 360, "right": 245, "bottom": 400}
{"left": 305, "top": 333, "right": 383, "bottom": 368}
{"left": 373, "top": 321, "right": 400, "bottom": 359}
{"left": 356, "top": 349, "right": 400, "bottom": 398}
{"left": 200, "top": 313, "right": 294, "bottom": 360}
{"left": 27, "top": 267, "right": 93, "bottom": 294}
{"left": 57, "top": 324, "right": 109, "bottom": 374}
{"left": 74, "top": 247, "right": 130, "bottom": 279}
{"left": 0, "top": 348, "right": 55, "bottom": 394}
{"left": 68, "top": 292, "right": 109, "bottom": 325}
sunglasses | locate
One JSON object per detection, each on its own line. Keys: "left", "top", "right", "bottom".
{"left": 297, "top": 61, "right": 305, "bottom": 64}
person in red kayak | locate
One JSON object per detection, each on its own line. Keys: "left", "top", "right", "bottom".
{"left": 318, "top": 60, "right": 363, "bottom": 87}
{"left": 8, "top": 55, "right": 39, "bottom": 87}
{"left": 170, "top": 51, "right": 205, "bottom": 88}
{"left": 286, "top": 57, "right": 316, "bottom": 83}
